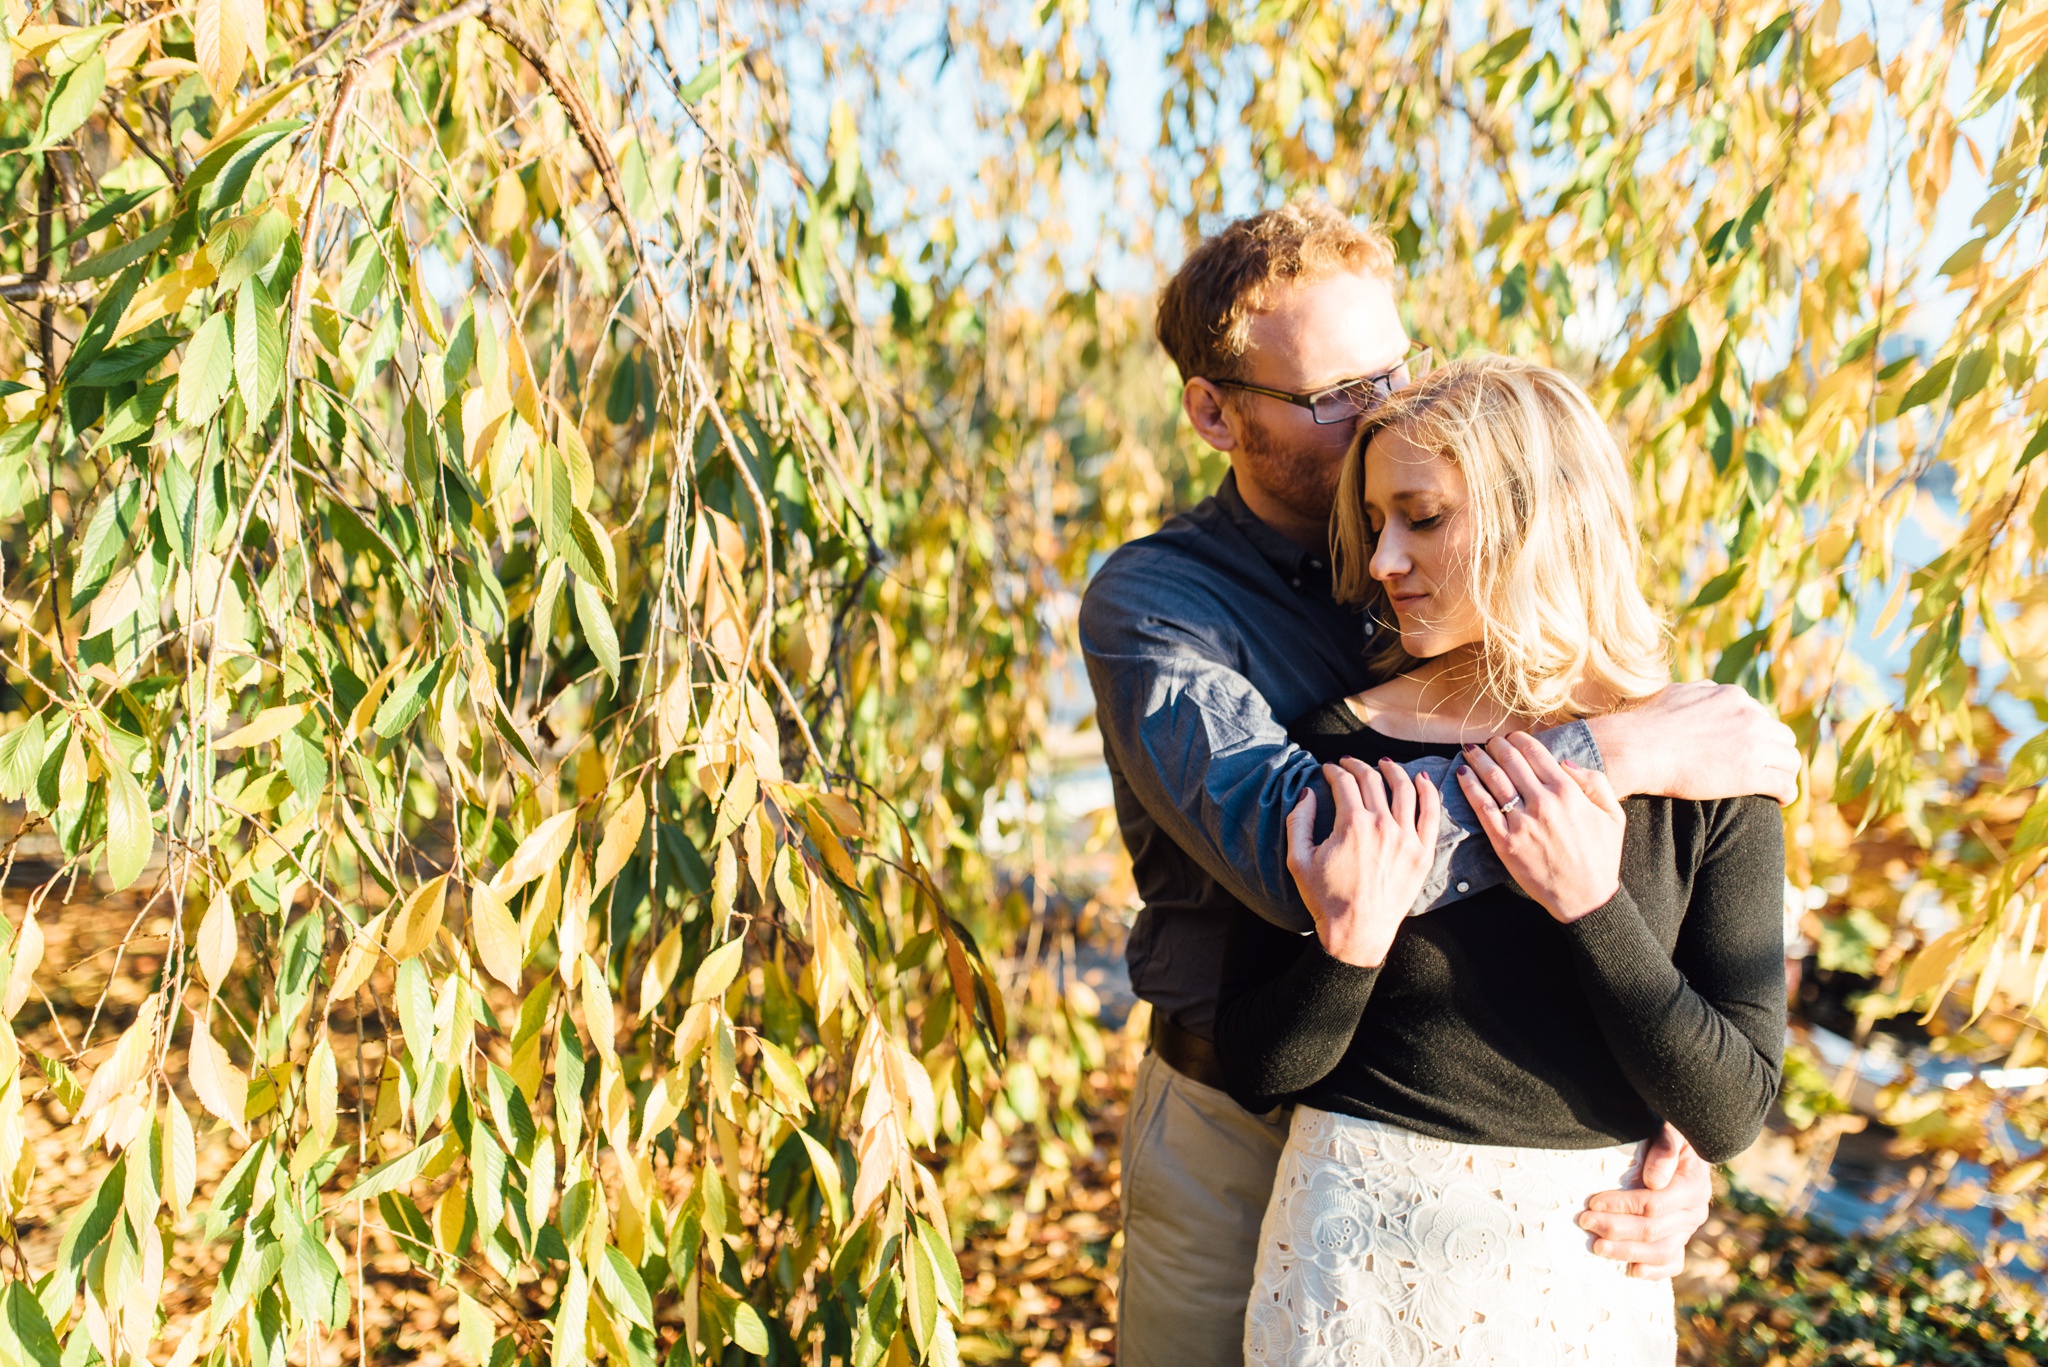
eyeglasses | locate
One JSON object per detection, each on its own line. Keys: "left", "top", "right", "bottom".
{"left": 1206, "top": 344, "right": 1435, "bottom": 425}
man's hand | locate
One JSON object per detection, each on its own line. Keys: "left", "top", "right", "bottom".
{"left": 1588, "top": 681, "right": 1801, "bottom": 806}
{"left": 1285, "top": 759, "right": 1441, "bottom": 968}
{"left": 1578, "top": 1124, "right": 1712, "bottom": 1279}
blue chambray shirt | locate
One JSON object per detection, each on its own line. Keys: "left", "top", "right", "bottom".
{"left": 1078, "top": 471, "right": 1602, "bottom": 1040}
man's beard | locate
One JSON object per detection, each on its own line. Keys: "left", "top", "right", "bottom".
{"left": 1235, "top": 404, "right": 1344, "bottom": 524}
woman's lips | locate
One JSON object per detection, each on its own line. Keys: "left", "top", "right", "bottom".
{"left": 1390, "top": 592, "right": 1428, "bottom": 611}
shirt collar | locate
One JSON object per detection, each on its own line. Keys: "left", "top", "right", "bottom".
{"left": 1214, "top": 470, "right": 1332, "bottom": 589}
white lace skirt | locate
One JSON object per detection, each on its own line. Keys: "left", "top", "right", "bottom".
{"left": 1244, "top": 1107, "right": 1676, "bottom": 1366}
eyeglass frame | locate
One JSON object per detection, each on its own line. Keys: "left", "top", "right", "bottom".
{"left": 1201, "top": 344, "right": 1435, "bottom": 426}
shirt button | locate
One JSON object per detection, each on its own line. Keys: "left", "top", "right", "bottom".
{"left": 1291, "top": 577, "right": 1302, "bottom": 589}
{"left": 1456, "top": 881, "right": 1470, "bottom": 893}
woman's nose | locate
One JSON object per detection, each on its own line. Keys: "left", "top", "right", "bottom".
{"left": 1371, "top": 532, "right": 1408, "bottom": 582}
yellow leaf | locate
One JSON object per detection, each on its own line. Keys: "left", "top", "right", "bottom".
{"left": 389, "top": 875, "right": 450, "bottom": 962}
{"left": 509, "top": 1029, "right": 544, "bottom": 1099}
{"left": 493, "top": 809, "right": 578, "bottom": 898}
{"left": 637, "top": 926, "right": 681, "bottom": 1018}
{"left": 434, "top": 1178, "right": 468, "bottom": 1255}
{"left": 692, "top": 937, "right": 746, "bottom": 1006}
{"left": 307, "top": 1033, "right": 337, "bottom": 1149}
{"left": 756, "top": 1038, "right": 811, "bottom": 1116}
{"left": 186, "top": 1010, "right": 248, "bottom": 1140}
{"left": 797, "top": 1128, "right": 843, "bottom": 1224}
{"left": 796, "top": 805, "right": 859, "bottom": 887}
{"left": 1900, "top": 926, "right": 1975, "bottom": 1006}
{"left": 469, "top": 883, "right": 523, "bottom": 990}
{"left": 487, "top": 170, "right": 526, "bottom": 241}
{"left": 113, "top": 261, "right": 215, "bottom": 344}
{"left": 810, "top": 791, "right": 864, "bottom": 839}
{"left": 592, "top": 789, "right": 645, "bottom": 893}
{"left": 79, "top": 997, "right": 160, "bottom": 1121}
{"left": 4, "top": 907, "right": 43, "bottom": 1018}
{"left": 347, "top": 650, "right": 412, "bottom": 742}
{"left": 581, "top": 956, "right": 616, "bottom": 1062}
{"left": 192, "top": 0, "right": 246, "bottom": 103}
{"left": 328, "top": 911, "right": 388, "bottom": 1003}
{"left": 196, "top": 889, "right": 236, "bottom": 992}
{"left": 214, "top": 702, "right": 310, "bottom": 750}
{"left": 674, "top": 1001, "right": 714, "bottom": 1068}
{"left": 506, "top": 326, "right": 543, "bottom": 430}
{"left": 84, "top": 564, "right": 145, "bottom": 639}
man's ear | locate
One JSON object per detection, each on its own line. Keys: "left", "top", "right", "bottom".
{"left": 1182, "top": 379, "right": 1239, "bottom": 454}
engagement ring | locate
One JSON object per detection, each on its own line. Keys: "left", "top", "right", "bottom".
{"left": 1498, "top": 794, "right": 1523, "bottom": 813}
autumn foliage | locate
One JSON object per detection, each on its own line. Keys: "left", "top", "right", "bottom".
{"left": 1, "top": 0, "right": 2047, "bottom": 1364}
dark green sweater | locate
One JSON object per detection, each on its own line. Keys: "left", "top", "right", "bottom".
{"left": 1213, "top": 703, "right": 1786, "bottom": 1163}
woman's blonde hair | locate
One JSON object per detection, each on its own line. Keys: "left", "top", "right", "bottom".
{"left": 1331, "top": 354, "right": 1670, "bottom": 720}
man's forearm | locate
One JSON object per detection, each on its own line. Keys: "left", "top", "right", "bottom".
{"left": 1399, "top": 719, "right": 1604, "bottom": 912}
{"left": 1088, "top": 642, "right": 1607, "bottom": 928}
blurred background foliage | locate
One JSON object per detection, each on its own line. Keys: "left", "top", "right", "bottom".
{"left": 1, "top": 0, "right": 2046, "bottom": 1363}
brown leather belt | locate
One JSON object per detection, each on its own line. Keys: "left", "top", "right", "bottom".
{"left": 1150, "top": 1012, "right": 1229, "bottom": 1091}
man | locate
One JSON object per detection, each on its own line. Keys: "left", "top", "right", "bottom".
{"left": 1080, "top": 199, "right": 1801, "bottom": 1365}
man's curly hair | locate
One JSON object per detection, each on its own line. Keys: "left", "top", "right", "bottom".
{"left": 1155, "top": 197, "right": 1399, "bottom": 385}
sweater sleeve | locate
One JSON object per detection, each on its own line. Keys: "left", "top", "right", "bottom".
{"left": 1212, "top": 907, "right": 1381, "bottom": 1112}
{"left": 1559, "top": 796, "right": 1786, "bottom": 1163}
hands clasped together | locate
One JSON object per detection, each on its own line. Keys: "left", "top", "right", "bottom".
{"left": 1285, "top": 733, "right": 1628, "bottom": 969}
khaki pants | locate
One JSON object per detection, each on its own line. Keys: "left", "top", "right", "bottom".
{"left": 1117, "top": 1052, "right": 1289, "bottom": 1367}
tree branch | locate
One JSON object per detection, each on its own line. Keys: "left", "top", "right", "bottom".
{"left": 0, "top": 277, "right": 96, "bottom": 305}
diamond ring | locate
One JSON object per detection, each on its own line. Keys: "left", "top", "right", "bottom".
{"left": 1498, "top": 793, "right": 1524, "bottom": 814}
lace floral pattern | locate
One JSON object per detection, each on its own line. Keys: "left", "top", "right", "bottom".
{"left": 1245, "top": 1108, "right": 1676, "bottom": 1366}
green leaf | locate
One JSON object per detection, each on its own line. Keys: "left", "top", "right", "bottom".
{"left": 235, "top": 278, "right": 284, "bottom": 421}
{"left": 604, "top": 356, "right": 639, "bottom": 423}
{"left": 1473, "top": 27, "right": 1532, "bottom": 78}
{"left": 71, "top": 222, "right": 170, "bottom": 280}
{"left": 553, "top": 1260, "right": 589, "bottom": 1367}
{"left": 2021, "top": 418, "right": 2048, "bottom": 470}
{"left": 176, "top": 312, "right": 236, "bottom": 425}
{"left": 1899, "top": 355, "right": 1956, "bottom": 414}
{"left": 597, "top": 1245, "right": 653, "bottom": 1328}
{"left": 4, "top": 1280, "right": 61, "bottom": 1367}
{"left": 373, "top": 655, "right": 445, "bottom": 738}
{"left": 54, "top": 187, "right": 162, "bottom": 251}
{"left": 103, "top": 754, "right": 152, "bottom": 890}
{"left": 72, "top": 334, "right": 181, "bottom": 388}
{"left": 573, "top": 578, "right": 619, "bottom": 685}
{"left": 0, "top": 714, "right": 46, "bottom": 801}
{"left": 1686, "top": 566, "right": 1744, "bottom": 612}
{"left": 1949, "top": 347, "right": 1993, "bottom": 406}
{"left": 1738, "top": 14, "right": 1792, "bottom": 70}
{"left": 71, "top": 480, "right": 143, "bottom": 608}
{"left": 33, "top": 49, "right": 105, "bottom": 152}
{"left": 1659, "top": 309, "right": 1700, "bottom": 392}
{"left": 343, "top": 1134, "right": 447, "bottom": 1202}
{"left": 64, "top": 262, "right": 147, "bottom": 384}
{"left": 281, "top": 1227, "right": 348, "bottom": 1328}
{"left": 194, "top": 124, "right": 304, "bottom": 217}
{"left": 94, "top": 378, "right": 172, "bottom": 450}
{"left": 678, "top": 48, "right": 745, "bottom": 102}
{"left": 568, "top": 507, "right": 617, "bottom": 599}
{"left": 916, "top": 1215, "right": 963, "bottom": 1313}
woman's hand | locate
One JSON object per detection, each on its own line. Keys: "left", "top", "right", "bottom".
{"left": 1457, "top": 733, "right": 1625, "bottom": 924}
{"left": 1285, "top": 758, "right": 1441, "bottom": 968}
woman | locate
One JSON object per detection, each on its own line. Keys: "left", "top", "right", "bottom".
{"left": 1214, "top": 356, "right": 1786, "bottom": 1365}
